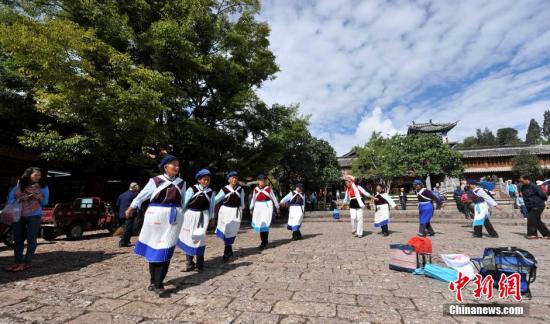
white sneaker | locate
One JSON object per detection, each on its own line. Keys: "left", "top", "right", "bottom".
{"left": 357, "top": 234, "right": 363, "bottom": 238}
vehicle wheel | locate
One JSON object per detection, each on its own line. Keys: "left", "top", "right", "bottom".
{"left": 42, "top": 227, "right": 57, "bottom": 241}
{"left": 66, "top": 223, "right": 84, "bottom": 240}
{"left": 2, "top": 227, "right": 14, "bottom": 248}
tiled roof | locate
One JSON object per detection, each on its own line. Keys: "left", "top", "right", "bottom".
{"left": 338, "top": 157, "right": 354, "bottom": 168}
{"left": 408, "top": 121, "right": 457, "bottom": 133}
{"left": 464, "top": 166, "right": 513, "bottom": 173}
{"left": 459, "top": 145, "right": 550, "bottom": 158}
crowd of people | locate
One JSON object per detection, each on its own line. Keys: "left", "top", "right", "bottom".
{"left": 2, "top": 160, "right": 549, "bottom": 297}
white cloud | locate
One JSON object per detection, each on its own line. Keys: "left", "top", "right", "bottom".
{"left": 258, "top": 0, "right": 550, "bottom": 155}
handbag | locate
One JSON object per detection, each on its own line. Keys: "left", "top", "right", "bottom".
{"left": 389, "top": 244, "right": 419, "bottom": 273}
{"left": 0, "top": 202, "right": 22, "bottom": 225}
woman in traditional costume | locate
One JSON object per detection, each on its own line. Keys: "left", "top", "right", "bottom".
{"left": 343, "top": 175, "right": 371, "bottom": 238}
{"left": 280, "top": 183, "right": 306, "bottom": 241}
{"left": 373, "top": 184, "right": 398, "bottom": 236}
{"left": 178, "top": 169, "right": 215, "bottom": 272}
{"left": 126, "top": 155, "right": 186, "bottom": 295}
{"left": 466, "top": 179, "right": 499, "bottom": 238}
{"left": 412, "top": 179, "right": 442, "bottom": 237}
{"left": 250, "top": 173, "right": 279, "bottom": 249}
{"left": 214, "top": 171, "right": 244, "bottom": 261}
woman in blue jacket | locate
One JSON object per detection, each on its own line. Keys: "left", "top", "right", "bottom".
{"left": 5, "top": 167, "right": 49, "bottom": 272}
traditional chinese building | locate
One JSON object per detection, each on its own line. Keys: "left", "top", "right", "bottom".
{"left": 460, "top": 144, "right": 550, "bottom": 180}
{"left": 407, "top": 120, "right": 458, "bottom": 144}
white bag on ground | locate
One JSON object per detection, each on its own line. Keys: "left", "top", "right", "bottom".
{"left": 441, "top": 254, "right": 475, "bottom": 279}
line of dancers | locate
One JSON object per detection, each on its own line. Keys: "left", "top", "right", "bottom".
{"left": 125, "top": 155, "right": 305, "bottom": 295}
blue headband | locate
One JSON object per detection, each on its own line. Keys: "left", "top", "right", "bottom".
{"left": 195, "top": 169, "right": 212, "bottom": 180}
{"left": 467, "top": 179, "right": 479, "bottom": 185}
{"left": 227, "top": 171, "right": 238, "bottom": 179}
{"left": 295, "top": 183, "right": 304, "bottom": 189}
{"left": 257, "top": 173, "right": 267, "bottom": 180}
{"left": 158, "top": 155, "right": 178, "bottom": 171}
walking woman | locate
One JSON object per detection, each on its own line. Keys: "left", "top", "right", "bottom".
{"left": 373, "top": 184, "right": 398, "bottom": 237}
{"left": 214, "top": 171, "right": 245, "bottom": 262}
{"left": 250, "top": 173, "right": 279, "bottom": 249}
{"left": 280, "top": 183, "right": 306, "bottom": 241}
{"left": 126, "top": 155, "right": 186, "bottom": 295}
{"left": 412, "top": 179, "right": 442, "bottom": 237}
{"left": 343, "top": 175, "right": 371, "bottom": 238}
{"left": 5, "top": 167, "right": 49, "bottom": 273}
{"left": 178, "top": 169, "right": 215, "bottom": 272}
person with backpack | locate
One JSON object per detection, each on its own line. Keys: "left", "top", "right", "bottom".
{"left": 413, "top": 179, "right": 442, "bottom": 237}
{"left": 466, "top": 179, "right": 500, "bottom": 238}
{"left": 519, "top": 175, "right": 550, "bottom": 240}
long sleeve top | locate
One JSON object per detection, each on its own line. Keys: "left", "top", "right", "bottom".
{"left": 8, "top": 185, "right": 49, "bottom": 217}
{"left": 184, "top": 185, "right": 216, "bottom": 217}
{"left": 214, "top": 185, "right": 245, "bottom": 209}
{"left": 343, "top": 185, "right": 371, "bottom": 204}
{"left": 280, "top": 191, "right": 306, "bottom": 209}
{"left": 472, "top": 187, "right": 498, "bottom": 208}
{"left": 520, "top": 182, "right": 547, "bottom": 209}
{"left": 250, "top": 186, "right": 279, "bottom": 210}
{"left": 130, "top": 177, "right": 186, "bottom": 209}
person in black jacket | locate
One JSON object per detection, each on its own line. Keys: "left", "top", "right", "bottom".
{"left": 519, "top": 174, "right": 550, "bottom": 240}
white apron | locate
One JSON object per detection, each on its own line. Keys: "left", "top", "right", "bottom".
{"left": 252, "top": 201, "right": 273, "bottom": 232}
{"left": 216, "top": 205, "right": 241, "bottom": 245}
{"left": 134, "top": 178, "right": 184, "bottom": 263}
{"left": 472, "top": 201, "right": 489, "bottom": 227}
{"left": 287, "top": 205, "right": 304, "bottom": 232}
{"left": 177, "top": 209, "right": 210, "bottom": 256}
{"left": 374, "top": 204, "right": 390, "bottom": 227}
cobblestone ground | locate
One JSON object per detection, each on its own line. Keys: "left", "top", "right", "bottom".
{"left": 0, "top": 217, "right": 549, "bottom": 323}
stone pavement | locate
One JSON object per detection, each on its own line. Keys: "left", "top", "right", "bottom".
{"left": 0, "top": 216, "right": 549, "bottom": 323}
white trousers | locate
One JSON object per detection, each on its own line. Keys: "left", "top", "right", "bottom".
{"left": 350, "top": 208, "right": 364, "bottom": 236}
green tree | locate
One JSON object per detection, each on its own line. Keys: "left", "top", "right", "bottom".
{"left": 543, "top": 110, "right": 550, "bottom": 142}
{"left": 460, "top": 136, "right": 478, "bottom": 148}
{"left": 0, "top": 1, "right": 290, "bottom": 181}
{"left": 476, "top": 128, "right": 496, "bottom": 146}
{"left": 512, "top": 150, "right": 542, "bottom": 178}
{"left": 352, "top": 133, "right": 463, "bottom": 190}
{"left": 496, "top": 127, "right": 521, "bottom": 146}
{"left": 525, "top": 118, "right": 542, "bottom": 145}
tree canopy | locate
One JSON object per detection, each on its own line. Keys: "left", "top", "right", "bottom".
{"left": 525, "top": 118, "right": 542, "bottom": 145}
{"left": 512, "top": 150, "right": 542, "bottom": 178}
{"left": 352, "top": 133, "right": 463, "bottom": 189}
{"left": 0, "top": 0, "right": 339, "bottom": 187}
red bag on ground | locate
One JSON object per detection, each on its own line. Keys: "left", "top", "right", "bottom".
{"left": 407, "top": 237, "right": 432, "bottom": 254}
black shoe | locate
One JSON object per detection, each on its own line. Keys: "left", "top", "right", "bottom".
{"left": 152, "top": 287, "right": 166, "bottom": 296}
{"left": 490, "top": 234, "right": 499, "bottom": 238}
{"left": 183, "top": 264, "right": 196, "bottom": 272}
{"left": 383, "top": 232, "right": 390, "bottom": 237}
{"left": 258, "top": 243, "right": 267, "bottom": 250}
{"left": 472, "top": 234, "right": 482, "bottom": 238}
{"left": 196, "top": 267, "right": 204, "bottom": 273}
{"left": 147, "top": 284, "right": 155, "bottom": 291}
{"left": 428, "top": 233, "right": 435, "bottom": 237}
{"left": 119, "top": 242, "right": 131, "bottom": 247}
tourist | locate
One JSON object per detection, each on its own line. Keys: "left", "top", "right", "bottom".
{"left": 506, "top": 180, "right": 518, "bottom": 208}
{"left": 343, "top": 175, "right": 371, "bottom": 238}
{"left": 213, "top": 171, "right": 245, "bottom": 262}
{"left": 5, "top": 167, "right": 49, "bottom": 273}
{"left": 280, "top": 183, "right": 306, "bottom": 241}
{"left": 311, "top": 191, "right": 318, "bottom": 211}
{"left": 250, "top": 174, "right": 280, "bottom": 249}
{"left": 466, "top": 179, "right": 499, "bottom": 238}
{"left": 116, "top": 182, "right": 140, "bottom": 247}
{"left": 178, "top": 169, "right": 215, "bottom": 272}
{"left": 126, "top": 155, "right": 186, "bottom": 295}
{"left": 517, "top": 192, "right": 528, "bottom": 220}
{"left": 399, "top": 187, "right": 407, "bottom": 210}
{"left": 373, "top": 184, "right": 398, "bottom": 237}
{"left": 453, "top": 185, "right": 465, "bottom": 216}
{"left": 412, "top": 179, "right": 441, "bottom": 237}
{"left": 519, "top": 175, "right": 550, "bottom": 240}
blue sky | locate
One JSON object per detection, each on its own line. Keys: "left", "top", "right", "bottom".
{"left": 257, "top": 0, "right": 550, "bottom": 155}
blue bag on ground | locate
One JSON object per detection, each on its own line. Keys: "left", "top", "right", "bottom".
{"left": 471, "top": 247, "right": 537, "bottom": 297}
{"left": 423, "top": 264, "right": 458, "bottom": 282}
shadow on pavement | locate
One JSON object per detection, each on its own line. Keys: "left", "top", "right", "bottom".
{"left": 0, "top": 251, "right": 122, "bottom": 284}
{"left": 163, "top": 233, "right": 322, "bottom": 297}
